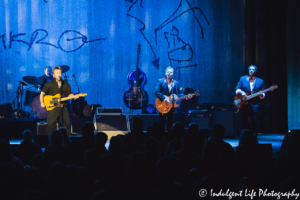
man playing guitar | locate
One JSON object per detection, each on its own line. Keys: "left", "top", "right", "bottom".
{"left": 40, "top": 66, "right": 79, "bottom": 135}
{"left": 235, "top": 65, "right": 265, "bottom": 136}
{"left": 154, "top": 67, "right": 192, "bottom": 133}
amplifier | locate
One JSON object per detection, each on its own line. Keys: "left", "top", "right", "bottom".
{"left": 211, "top": 107, "right": 236, "bottom": 138}
{"left": 93, "top": 113, "right": 128, "bottom": 132}
{"left": 96, "top": 107, "right": 123, "bottom": 114}
{"left": 186, "top": 113, "right": 212, "bottom": 130}
{"left": 36, "top": 122, "right": 59, "bottom": 135}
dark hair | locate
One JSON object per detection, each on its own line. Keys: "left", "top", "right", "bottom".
{"left": 22, "top": 130, "right": 33, "bottom": 141}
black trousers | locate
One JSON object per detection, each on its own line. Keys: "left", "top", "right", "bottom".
{"left": 159, "top": 107, "right": 175, "bottom": 133}
{"left": 239, "top": 104, "right": 258, "bottom": 136}
{"left": 46, "top": 105, "right": 71, "bottom": 135}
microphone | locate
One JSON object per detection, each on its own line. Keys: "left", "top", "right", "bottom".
{"left": 72, "top": 72, "right": 77, "bottom": 77}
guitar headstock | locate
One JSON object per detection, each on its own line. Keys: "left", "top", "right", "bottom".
{"left": 194, "top": 90, "right": 201, "bottom": 96}
{"left": 78, "top": 93, "right": 87, "bottom": 97}
{"left": 270, "top": 85, "right": 278, "bottom": 91}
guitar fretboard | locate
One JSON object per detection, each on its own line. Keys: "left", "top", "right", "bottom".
{"left": 246, "top": 87, "right": 274, "bottom": 100}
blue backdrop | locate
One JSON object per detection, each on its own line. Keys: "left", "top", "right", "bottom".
{"left": 0, "top": 0, "right": 244, "bottom": 114}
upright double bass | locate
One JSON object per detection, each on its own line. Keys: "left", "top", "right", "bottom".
{"left": 123, "top": 44, "right": 149, "bottom": 109}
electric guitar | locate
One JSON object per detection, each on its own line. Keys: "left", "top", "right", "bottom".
{"left": 234, "top": 85, "right": 278, "bottom": 112}
{"left": 44, "top": 93, "right": 87, "bottom": 111}
{"left": 155, "top": 91, "right": 200, "bottom": 114}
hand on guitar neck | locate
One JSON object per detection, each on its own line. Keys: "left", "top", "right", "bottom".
{"left": 68, "top": 94, "right": 80, "bottom": 100}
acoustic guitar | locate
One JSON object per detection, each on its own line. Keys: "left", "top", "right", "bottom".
{"left": 155, "top": 91, "right": 200, "bottom": 114}
{"left": 234, "top": 85, "right": 278, "bottom": 112}
{"left": 44, "top": 93, "right": 87, "bottom": 111}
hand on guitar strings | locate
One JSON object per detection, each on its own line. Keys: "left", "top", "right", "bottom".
{"left": 69, "top": 94, "right": 79, "bottom": 99}
{"left": 185, "top": 94, "right": 193, "bottom": 100}
{"left": 258, "top": 92, "right": 265, "bottom": 99}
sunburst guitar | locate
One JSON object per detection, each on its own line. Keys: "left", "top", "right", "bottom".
{"left": 155, "top": 91, "right": 200, "bottom": 114}
{"left": 44, "top": 93, "right": 87, "bottom": 111}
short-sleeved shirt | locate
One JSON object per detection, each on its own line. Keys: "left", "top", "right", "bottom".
{"left": 42, "top": 79, "right": 72, "bottom": 105}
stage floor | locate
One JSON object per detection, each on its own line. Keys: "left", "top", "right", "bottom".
{"left": 9, "top": 133, "right": 285, "bottom": 154}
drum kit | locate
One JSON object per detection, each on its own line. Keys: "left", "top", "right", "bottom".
{"left": 12, "top": 65, "right": 73, "bottom": 119}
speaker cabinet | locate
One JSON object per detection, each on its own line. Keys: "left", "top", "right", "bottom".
{"left": 36, "top": 122, "right": 59, "bottom": 135}
{"left": 128, "top": 114, "right": 160, "bottom": 131}
{"left": 186, "top": 113, "right": 212, "bottom": 130}
{"left": 93, "top": 114, "right": 128, "bottom": 131}
{"left": 212, "top": 107, "right": 236, "bottom": 138}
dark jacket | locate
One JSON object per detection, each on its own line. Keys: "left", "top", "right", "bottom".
{"left": 235, "top": 75, "right": 264, "bottom": 112}
{"left": 154, "top": 78, "right": 181, "bottom": 102}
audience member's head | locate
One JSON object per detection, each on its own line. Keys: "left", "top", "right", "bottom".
{"left": 0, "top": 139, "right": 13, "bottom": 163}
{"left": 187, "top": 123, "right": 199, "bottom": 135}
{"left": 46, "top": 163, "right": 72, "bottom": 199}
{"left": 95, "top": 132, "right": 108, "bottom": 147}
{"left": 144, "top": 137, "right": 159, "bottom": 153}
{"left": 91, "top": 190, "right": 110, "bottom": 200}
{"left": 240, "top": 134, "right": 258, "bottom": 148}
{"left": 50, "top": 130, "right": 64, "bottom": 146}
{"left": 202, "top": 136, "right": 221, "bottom": 160}
{"left": 22, "top": 130, "right": 33, "bottom": 142}
{"left": 181, "top": 133, "right": 196, "bottom": 151}
{"left": 128, "top": 151, "right": 145, "bottom": 169}
{"left": 82, "top": 121, "right": 95, "bottom": 138}
{"left": 59, "top": 127, "right": 70, "bottom": 146}
{"left": 109, "top": 136, "right": 123, "bottom": 154}
{"left": 212, "top": 124, "right": 225, "bottom": 140}
{"left": 132, "top": 118, "right": 143, "bottom": 131}
{"left": 171, "top": 122, "right": 185, "bottom": 139}
{"left": 157, "top": 156, "right": 181, "bottom": 183}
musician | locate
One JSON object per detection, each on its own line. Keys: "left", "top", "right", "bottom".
{"left": 40, "top": 66, "right": 78, "bottom": 135}
{"left": 235, "top": 65, "right": 265, "bottom": 136}
{"left": 40, "top": 66, "right": 54, "bottom": 90}
{"left": 155, "top": 67, "right": 191, "bottom": 133}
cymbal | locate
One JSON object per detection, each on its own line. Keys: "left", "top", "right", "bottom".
{"left": 23, "top": 76, "right": 44, "bottom": 85}
{"left": 18, "top": 81, "right": 27, "bottom": 86}
{"left": 58, "top": 65, "right": 70, "bottom": 73}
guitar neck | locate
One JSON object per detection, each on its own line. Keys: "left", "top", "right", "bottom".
{"left": 174, "top": 94, "right": 194, "bottom": 102}
{"left": 60, "top": 96, "right": 75, "bottom": 102}
{"left": 246, "top": 88, "right": 272, "bottom": 100}
{"left": 59, "top": 93, "right": 86, "bottom": 102}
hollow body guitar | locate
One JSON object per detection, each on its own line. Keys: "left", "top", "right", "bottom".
{"left": 155, "top": 91, "right": 200, "bottom": 114}
{"left": 44, "top": 93, "right": 87, "bottom": 111}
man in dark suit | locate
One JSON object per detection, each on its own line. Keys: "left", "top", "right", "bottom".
{"left": 155, "top": 67, "right": 190, "bottom": 132}
{"left": 235, "top": 65, "right": 265, "bottom": 136}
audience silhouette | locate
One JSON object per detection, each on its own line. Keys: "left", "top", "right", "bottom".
{"left": 0, "top": 119, "right": 298, "bottom": 199}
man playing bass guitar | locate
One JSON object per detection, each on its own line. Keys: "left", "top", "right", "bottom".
{"left": 154, "top": 67, "right": 192, "bottom": 133}
{"left": 235, "top": 65, "right": 265, "bottom": 136}
{"left": 40, "top": 66, "right": 79, "bottom": 135}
